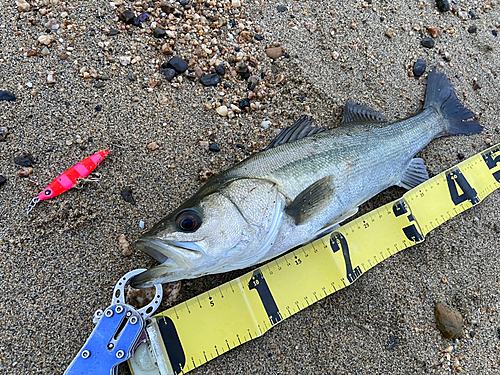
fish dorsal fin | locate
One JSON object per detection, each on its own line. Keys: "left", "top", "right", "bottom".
{"left": 397, "top": 158, "right": 430, "bottom": 190}
{"left": 286, "top": 175, "right": 336, "bottom": 225}
{"left": 264, "top": 116, "right": 325, "bottom": 150}
{"left": 341, "top": 100, "right": 387, "bottom": 123}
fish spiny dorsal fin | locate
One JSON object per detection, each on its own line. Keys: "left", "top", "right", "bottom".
{"left": 341, "top": 100, "right": 387, "bottom": 123}
{"left": 264, "top": 116, "right": 325, "bottom": 150}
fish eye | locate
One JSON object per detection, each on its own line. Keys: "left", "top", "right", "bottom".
{"left": 175, "top": 210, "right": 201, "bottom": 232}
{"left": 44, "top": 189, "right": 51, "bottom": 196}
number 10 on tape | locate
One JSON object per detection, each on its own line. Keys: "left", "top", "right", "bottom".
{"left": 129, "top": 144, "right": 500, "bottom": 375}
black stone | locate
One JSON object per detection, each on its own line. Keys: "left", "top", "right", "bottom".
{"left": 215, "top": 63, "right": 225, "bottom": 75}
{"left": 132, "top": 18, "right": 142, "bottom": 27}
{"left": 254, "top": 34, "right": 263, "bottom": 41}
{"left": 121, "top": 186, "right": 136, "bottom": 205}
{"left": 128, "top": 72, "right": 136, "bottom": 81}
{"left": 237, "top": 66, "right": 250, "bottom": 80}
{"left": 223, "top": 83, "right": 230, "bottom": 89}
{"left": 235, "top": 47, "right": 240, "bottom": 52}
{"left": 153, "top": 27, "right": 166, "bottom": 38}
{"left": 163, "top": 68, "right": 176, "bottom": 81}
{"left": 180, "top": 0, "right": 189, "bottom": 5}
{"left": 421, "top": 37, "right": 435, "bottom": 48}
{"left": 0, "top": 90, "right": 16, "bottom": 102}
{"left": 457, "top": 152, "right": 465, "bottom": 160}
{"left": 209, "top": 143, "right": 220, "bottom": 152}
{"left": 167, "top": 57, "right": 188, "bottom": 73}
{"left": 435, "top": 0, "right": 450, "bottom": 12}
{"left": 0, "top": 175, "right": 6, "bottom": 186}
{"left": 247, "top": 81, "right": 256, "bottom": 91}
{"left": 277, "top": 5, "right": 287, "bottom": 12}
{"left": 95, "top": 105, "right": 102, "bottom": 111}
{"left": 108, "top": 29, "right": 120, "bottom": 36}
{"left": 200, "top": 73, "right": 220, "bottom": 86}
{"left": 94, "top": 81, "right": 105, "bottom": 88}
{"left": 65, "top": 101, "right": 71, "bottom": 108}
{"left": 14, "top": 153, "right": 34, "bottom": 167}
{"left": 468, "top": 25, "right": 478, "bottom": 34}
{"left": 119, "top": 9, "right": 136, "bottom": 24}
{"left": 493, "top": 30, "right": 498, "bottom": 37}
{"left": 284, "top": 53, "right": 290, "bottom": 58}
{"left": 298, "top": 93, "right": 307, "bottom": 102}
{"left": 413, "top": 59, "right": 426, "bottom": 77}
{"left": 239, "top": 98, "right": 250, "bottom": 109}
{"left": 236, "top": 144, "right": 244, "bottom": 149}
{"left": 469, "top": 9, "right": 477, "bottom": 19}
{"left": 229, "top": 19, "right": 236, "bottom": 28}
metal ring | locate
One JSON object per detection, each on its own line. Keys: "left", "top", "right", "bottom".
{"left": 105, "top": 309, "right": 114, "bottom": 318}
{"left": 130, "top": 316, "right": 138, "bottom": 325}
{"left": 107, "top": 343, "right": 114, "bottom": 350}
{"left": 115, "top": 305, "right": 124, "bottom": 314}
{"left": 116, "top": 350, "right": 125, "bottom": 359}
{"left": 81, "top": 350, "right": 90, "bottom": 359}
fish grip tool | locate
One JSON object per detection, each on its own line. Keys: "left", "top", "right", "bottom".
{"left": 64, "top": 269, "right": 163, "bottom": 375}
{"left": 128, "top": 144, "right": 500, "bottom": 375}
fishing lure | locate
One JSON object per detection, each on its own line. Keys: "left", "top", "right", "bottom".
{"left": 26, "top": 149, "right": 111, "bottom": 215}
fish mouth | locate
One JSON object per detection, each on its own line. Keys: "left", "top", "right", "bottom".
{"left": 135, "top": 238, "right": 205, "bottom": 270}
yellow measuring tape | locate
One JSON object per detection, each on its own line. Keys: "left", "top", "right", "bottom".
{"left": 129, "top": 144, "right": 500, "bottom": 375}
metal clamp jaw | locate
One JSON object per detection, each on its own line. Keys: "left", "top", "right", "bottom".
{"left": 64, "top": 269, "right": 163, "bottom": 375}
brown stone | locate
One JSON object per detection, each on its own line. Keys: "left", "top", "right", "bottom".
{"left": 435, "top": 302, "right": 463, "bottom": 339}
{"left": 265, "top": 47, "right": 284, "bottom": 59}
{"left": 427, "top": 26, "right": 441, "bottom": 38}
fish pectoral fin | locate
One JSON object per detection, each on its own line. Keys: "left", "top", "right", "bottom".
{"left": 397, "top": 158, "right": 430, "bottom": 190}
{"left": 264, "top": 116, "right": 326, "bottom": 150}
{"left": 341, "top": 100, "right": 388, "bottom": 123}
{"left": 285, "top": 176, "right": 336, "bottom": 225}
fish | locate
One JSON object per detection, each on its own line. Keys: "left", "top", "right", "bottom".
{"left": 130, "top": 67, "right": 482, "bottom": 288}
{"left": 26, "top": 149, "right": 111, "bottom": 215}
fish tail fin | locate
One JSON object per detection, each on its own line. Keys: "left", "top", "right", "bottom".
{"left": 423, "top": 67, "right": 482, "bottom": 136}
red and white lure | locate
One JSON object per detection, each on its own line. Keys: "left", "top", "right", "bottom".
{"left": 26, "top": 149, "right": 111, "bottom": 215}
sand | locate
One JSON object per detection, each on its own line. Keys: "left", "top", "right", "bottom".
{"left": 1, "top": 0, "right": 500, "bottom": 374}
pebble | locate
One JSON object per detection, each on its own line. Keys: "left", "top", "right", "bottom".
{"left": 200, "top": 73, "right": 221, "bottom": 86}
{"left": 276, "top": 73, "right": 285, "bottom": 84}
{"left": 119, "top": 9, "right": 135, "bottom": 24}
{"left": 331, "top": 51, "right": 340, "bottom": 60}
{"left": 163, "top": 68, "right": 176, "bottom": 81}
{"left": 254, "top": 34, "right": 264, "bottom": 41}
{"left": 0, "top": 127, "right": 7, "bottom": 141}
{"left": 108, "top": 29, "right": 119, "bottom": 36}
{"left": 41, "top": 47, "right": 50, "bottom": 56}
{"left": 413, "top": 59, "right": 426, "bottom": 77}
{"left": 473, "top": 81, "right": 481, "bottom": 90}
{"left": 46, "top": 72, "right": 56, "bottom": 84}
{"left": 161, "top": 43, "right": 173, "bottom": 55}
{"left": 14, "top": 153, "right": 34, "bottom": 167}
{"left": 199, "top": 140, "right": 209, "bottom": 150}
{"left": 38, "top": 35, "right": 52, "bottom": 45}
{"left": 0, "top": 175, "right": 6, "bottom": 186}
{"left": 139, "top": 221, "right": 145, "bottom": 229}
{"left": 16, "top": 0, "right": 31, "bottom": 12}
{"left": 0, "top": 90, "right": 16, "bottom": 102}
{"left": 427, "top": 26, "right": 441, "bottom": 38}
{"left": 493, "top": 30, "right": 498, "bottom": 37}
{"left": 485, "top": 138, "right": 492, "bottom": 145}
{"left": 198, "top": 167, "right": 216, "bottom": 182}
{"left": 435, "top": 302, "right": 463, "bottom": 339}
{"left": 277, "top": 5, "right": 287, "bottom": 12}
{"left": 148, "top": 141, "right": 160, "bottom": 150}
{"left": 119, "top": 56, "right": 131, "bottom": 66}
{"left": 94, "top": 82, "right": 104, "bottom": 89}
{"left": 421, "top": 37, "right": 435, "bottom": 48}
{"left": 216, "top": 105, "right": 228, "bottom": 116}
{"left": 435, "top": 0, "right": 450, "bottom": 12}
{"left": 167, "top": 57, "right": 188, "bottom": 73}
{"left": 160, "top": 1, "right": 175, "bottom": 13}
{"left": 385, "top": 28, "right": 394, "bottom": 38}
{"left": 27, "top": 49, "right": 37, "bottom": 57}
{"left": 152, "top": 27, "right": 166, "bottom": 38}
{"left": 215, "top": 63, "right": 226, "bottom": 76}
{"left": 260, "top": 120, "right": 271, "bottom": 129}
{"left": 231, "top": 0, "right": 241, "bottom": 8}
{"left": 457, "top": 152, "right": 465, "bottom": 160}
{"left": 209, "top": 143, "right": 220, "bottom": 152}
{"left": 239, "top": 98, "right": 250, "bottom": 110}
{"left": 468, "top": 25, "right": 478, "bottom": 34}
{"left": 118, "top": 234, "right": 132, "bottom": 257}
{"left": 18, "top": 167, "right": 33, "bottom": 178}
{"left": 265, "top": 47, "right": 284, "bottom": 59}
{"left": 120, "top": 186, "right": 136, "bottom": 205}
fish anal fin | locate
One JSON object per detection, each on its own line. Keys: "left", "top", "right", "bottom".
{"left": 397, "top": 158, "right": 430, "bottom": 190}
{"left": 341, "top": 100, "right": 387, "bottom": 123}
{"left": 286, "top": 176, "right": 336, "bottom": 225}
{"left": 265, "top": 116, "right": 325, "bottom": 150}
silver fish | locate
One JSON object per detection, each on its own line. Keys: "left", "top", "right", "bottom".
{"left": 130, "top": 68, "right": 482, "bottom": 288}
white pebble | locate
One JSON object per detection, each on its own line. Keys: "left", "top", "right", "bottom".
{"left": 216, "top": 105, "right": 228, "bottom": 117}
{"left": 139, "top": 221, "right": 145, "bottom": 229}
{"left": 260, "top": 120, "right": 271, "bottom": 129}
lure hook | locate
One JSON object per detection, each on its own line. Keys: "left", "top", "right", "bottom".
{"left": 26, "top": 197, "right": 39, "bottom": 216}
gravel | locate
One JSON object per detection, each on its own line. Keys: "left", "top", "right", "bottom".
{"left": 1, "top": 0, "right": 500, "bottom": 374}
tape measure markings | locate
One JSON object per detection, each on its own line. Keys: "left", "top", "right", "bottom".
{"left": 130, "top": 144, "right": 500, "bottom": 375}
